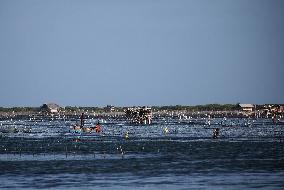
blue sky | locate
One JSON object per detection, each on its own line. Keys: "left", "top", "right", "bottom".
{"left": 0, "top": 0, "right": 284, "bottom": 107}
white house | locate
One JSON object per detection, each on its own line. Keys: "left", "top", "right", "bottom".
{"left": 41, "top": 103, "right": 60, "bottom": 113}
{"left": 239, "top": 104, "right": 254, "bottom": 112}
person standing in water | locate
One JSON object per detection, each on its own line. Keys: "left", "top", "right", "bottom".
{"left": 213, "top": 128, "right": 220, "bottom": 139}
{"left": 95, "top": 121, "right": 101, "bottom": 133}
{"left": 80, "top": 113, "right": 85, "bottom": 128}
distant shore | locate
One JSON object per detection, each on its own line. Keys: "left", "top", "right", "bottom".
{"left": 0, "top": 104, "right": 283, "bottom": 119}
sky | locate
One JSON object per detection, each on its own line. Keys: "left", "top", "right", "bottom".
{"left": 0, "top": 0, "right": 284, "bottom": 107}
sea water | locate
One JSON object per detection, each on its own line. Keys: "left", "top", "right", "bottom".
{"left": 0, "top": 117, "right": 283, "bottom": 189}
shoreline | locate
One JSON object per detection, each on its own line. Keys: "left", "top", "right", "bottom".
{"left": 0, "top": 110, "right": 273, "bottom": 119}
{"left": 0, "top": 103, "right": 283, "bottom": 119}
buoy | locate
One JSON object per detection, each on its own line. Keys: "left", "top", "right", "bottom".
{"left": 164, "top": 127, "right": 169, "bottom": 134}
{"left": 124, "top": 132, "right": 129, "bottom": 139}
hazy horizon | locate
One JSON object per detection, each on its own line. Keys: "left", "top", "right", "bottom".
{"left": 1, "top": 0, "right": 284, "bottom": 107}
{"left": 1, "top": 102, "right": 283, "bottom": 108}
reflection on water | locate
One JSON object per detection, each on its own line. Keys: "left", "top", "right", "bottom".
{"left": 0, "top": 117, "right": 284, "bottom": 189}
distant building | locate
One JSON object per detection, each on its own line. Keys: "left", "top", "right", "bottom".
{"left": 265, "top": 105, "right": 284, "bottom": 114}
{"left": 263, "top": 105, "right": 284, "bottom": 117}
{"left": 271, "top": 105, "right": 284, "bottom": 114}
{"left": 104, "top": 105, "right": 115, "bottom": 112}
{"left": 279, "top": 105, "right": 284, "bottom": 113}
{"left": 40, "top": 103, "right": 60, "bottom": 113}
{"left": 239, "top": 104, "right": 254, "bottom": 112}
{"left": 125, "top": 106, "right": 152, "bottom": 124}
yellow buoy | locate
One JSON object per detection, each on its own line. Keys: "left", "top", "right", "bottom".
{"left": 164, "top": 127, "right": 169, "bottom": 134}
{"left": 124, "top": 132, "right": 129, "bottom": 139}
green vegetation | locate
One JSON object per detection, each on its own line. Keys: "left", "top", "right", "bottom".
{"left": 0, "top": 107, "right": 39, "bottom": 113}
{"left": 64, "top": 106, "right": 105, "bottom": 113}
{"left": 2, "top": 104, "right": 281, "bottom": 114}
{"left": 152, "top": 104, "right": 239, "bottom": 112}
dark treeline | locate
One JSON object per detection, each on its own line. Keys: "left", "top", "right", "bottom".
{"left": 0, "top": 107, "right": 39, "bottom": 112}
{"left": 1, "top": 104, "right": 283, "bottom": 113}
{"left": 0, "top": 104, "right": 239, "bottom": 113}
{"left": 64, "top": 106, "right": 103, "bottom": 112}
{"left": 152, "top": 104, "right": 239, "bottom": 112}
{"left": 54, "top": 104, "right": 242, "bottom": 112}
{"left": 64, "top": 106, "right": 125, "bottom": 113}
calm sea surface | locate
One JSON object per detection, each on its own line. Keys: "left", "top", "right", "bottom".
{"left": 0, "top": 116, "right": 284, "bottom": 189}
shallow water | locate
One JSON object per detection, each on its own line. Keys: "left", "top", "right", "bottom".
{"left": 0, "top": 117, "right": 284, "bottom": 189}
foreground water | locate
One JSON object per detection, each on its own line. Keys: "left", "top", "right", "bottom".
{"left": 0, "top": 117, "right": 284, "bottom": 189}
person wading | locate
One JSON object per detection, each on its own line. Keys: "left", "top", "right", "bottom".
{"left": 95, "top": 122, "right": 101, "bottom": 133}
{"left": 213, "top": 128, "right": 220, "bottom": 139}
{"left": 80, "top": 113, "right": 85, "bottom": 128}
